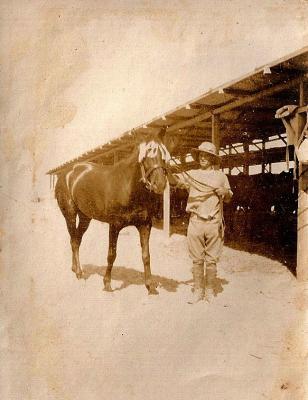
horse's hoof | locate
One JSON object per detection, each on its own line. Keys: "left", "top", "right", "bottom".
{"left": 75, "top": 272, "right": 83, "bottom": 280}
{"left": 103, "top": 279, "right": 112, "bottom": 292}
{"left": 148, "top": 287, "right": 159, "bottom": 295}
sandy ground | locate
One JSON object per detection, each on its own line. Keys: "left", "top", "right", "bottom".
{"left": 1, "top": 196, "right": 307, "bottom": 400}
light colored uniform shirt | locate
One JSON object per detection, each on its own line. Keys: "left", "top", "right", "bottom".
{"left": 175, "top": 169, "right": 232, "bottom": 221}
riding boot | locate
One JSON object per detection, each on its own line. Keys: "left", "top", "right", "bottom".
{"left": 188, "top": 262, "right": 205, "bottom": 304}
{"left": 205, "top": 263, "right": 223, "bottom": 301}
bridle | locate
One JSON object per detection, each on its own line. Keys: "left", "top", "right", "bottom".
{"left": 140, "top": 161, "right": 167, "bottom": 191}
{"left": 138, "top": 140, "right": 170, "bottom": 191}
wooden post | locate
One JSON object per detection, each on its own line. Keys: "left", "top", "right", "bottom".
{"left": 298, "top": 156, "right": 308, "bottom": 280}
{"left": 262, "top": 139, "right": 266, "bottom": 174}
{"left": 243, "top": 141, "right": 249, "bottom": 175}
{"left": 299, "top": 80, "right": 305, "bottom": 106}
{"left": 212, "top": 114, "right": 220, "bottom": 171}
{"left": 211, "top": 114, "right": 220, "bottom": 150}
{"left": 163, "top": 180, "right": 170, "bottom": 238}
{"left": 297, "top": 80, "right": 308, "bottom": 280}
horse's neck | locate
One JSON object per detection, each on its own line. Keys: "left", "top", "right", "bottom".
{"left": 111, "top": 149, "right": 140, "bottom": 193}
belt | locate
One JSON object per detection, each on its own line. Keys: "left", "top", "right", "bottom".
{"left": 190, "top": 213, "right": 217, "bottom": 222}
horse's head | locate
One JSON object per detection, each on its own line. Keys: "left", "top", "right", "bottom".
{"left": 138, "top": 134, "right": 170, "bottom": 194}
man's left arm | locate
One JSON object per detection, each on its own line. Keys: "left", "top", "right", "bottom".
{"left": 215, "top": 174, "right": 233, "bottom": 203}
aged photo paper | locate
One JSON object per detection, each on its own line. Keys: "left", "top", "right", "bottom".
{"left": 1, "top": 1, "right": 308, "bottom": 399}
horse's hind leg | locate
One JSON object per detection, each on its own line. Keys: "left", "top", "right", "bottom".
{"left": 70, "top": 212, "right": 91, "bottom": 279}
{"left": 56, "top": 176, "right": 91, "bottom": 279}
{"left": 62, "top": 209, "right": 90, "bottom": 279}
{"left": 104, "top": 223, "right": 121, "bottom": 291}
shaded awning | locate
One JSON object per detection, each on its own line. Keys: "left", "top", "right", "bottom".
{"left": 48, "top": 46, "right": 308, "bottom": 174}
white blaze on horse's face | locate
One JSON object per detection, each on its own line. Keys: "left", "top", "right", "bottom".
{"left": 138, "top": 140, "right": 170, "bottom": 194}
{"left": 138, "top": 140, "right": 170, "bottom": 163}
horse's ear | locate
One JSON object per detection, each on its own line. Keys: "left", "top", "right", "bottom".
{"left": 157, "top": 126, "right": 179, "bottom": 152}
{"left": 162, "top": 132, "right": 180, "bottom": 154}
{"left": 157, "top": 127, "right": 167, "bottom": 142}
{"left": 132, "top": 129, "right": 145, "bottom": 143}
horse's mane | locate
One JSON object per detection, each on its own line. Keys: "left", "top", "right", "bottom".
{"left": 107, "top": 134, "right": 166, "bottom": 169}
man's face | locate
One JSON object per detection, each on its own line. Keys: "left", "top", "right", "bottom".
{"left": 199, "top": 152, "right": 212, "bottom": 169}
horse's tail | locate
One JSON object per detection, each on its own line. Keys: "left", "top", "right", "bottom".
{"left": 54, "top": 173, "right": 66, "bottom": 203}
{"left": 54, "top": 171, "right": 79, "bottom": 220}
{"left": 48, "top": 173, "right": 58, "bottom": 193}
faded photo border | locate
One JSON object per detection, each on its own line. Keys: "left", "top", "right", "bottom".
{"left": 1, "top": 1, "right": 308, "bottom": 399}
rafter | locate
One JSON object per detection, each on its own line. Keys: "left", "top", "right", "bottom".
{"left": 167, "top": 73, "right": 308, "bottom": 132}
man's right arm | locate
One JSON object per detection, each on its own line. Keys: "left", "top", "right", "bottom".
{"left": 167, "top": 171, "right": 190, "bottom": 190}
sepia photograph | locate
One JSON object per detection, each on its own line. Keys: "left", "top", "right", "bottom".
{"left": 1, "top": 1, "right": 308, "bottom": 399}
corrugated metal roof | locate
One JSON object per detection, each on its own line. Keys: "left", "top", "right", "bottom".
{"left": 48, "top": 46, "right": 308, "bottom": 174}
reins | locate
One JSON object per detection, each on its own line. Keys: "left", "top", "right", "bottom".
{"left": 168, "top": 156, "right": 218, "bottom": 191}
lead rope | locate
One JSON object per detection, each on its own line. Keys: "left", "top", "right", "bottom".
{"left": 168, "top": 156, "right": 218, "bottom": 191}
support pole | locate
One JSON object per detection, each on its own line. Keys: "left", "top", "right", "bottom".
{"left": 297, "top": 160, "right": 308, "bottom": 281}
{"left": 262, "top": 139, "right": 266, "bottom": 174}
{"left": 163, "top": 180, "right": 170, "bottom": 238}
{"left": 243, "top": 141, "right": 249, "bottom": 175}
{"left": 211, "top": 114, "right": 220, "bottom": 150}
{"left": 297, "top": 80, "right": 308, "bottom": 280}
{"left": 212, "top": 114, "right": 220, "bottom": 170}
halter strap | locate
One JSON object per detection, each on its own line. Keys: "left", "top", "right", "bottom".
{"left": 140, "top": 162, "right": 166, "bottom": 191}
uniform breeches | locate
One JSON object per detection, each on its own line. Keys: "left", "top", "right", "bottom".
{"left": 187, "top": 215, "right": 224, "bottom": 265}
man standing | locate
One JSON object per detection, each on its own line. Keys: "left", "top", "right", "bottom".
{"left": 168, "top": 142, "right": 233, "bottom": 303}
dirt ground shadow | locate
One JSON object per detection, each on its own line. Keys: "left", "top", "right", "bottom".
{"left": 81, "top": 264, "right": 228, "bottom": 297}
{"left": 81, "top": 264, "right": 192, "bottom": 292}
{"left": 153, "top": 217, "right": 297, "bottom": 277}
{"left": 224, "top": 239, "right": 297, "bottom": 276}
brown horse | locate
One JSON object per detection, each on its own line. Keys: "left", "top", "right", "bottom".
{"left": 55, "top": 132, "right": 170, "bottom": 295}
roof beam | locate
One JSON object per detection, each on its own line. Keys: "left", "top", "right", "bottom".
{"left": 222, "top": 88, "right": 255, "bottom": 97}
{"left": 221, "top": 129, "right": 285, "bottom": 146}
{"left": 171, "top": 146, "right": 293, "bottom": 169}
{"left": 189, "top": 121, "right": 212, "bottom": 128}
{"left": 220, "top": 146, "right": 292, "bottom": 168}
{"left": 48, "top": 143, "right": 132, "bottom": 174}
{"left": 167, "top": 73, "right": 308, "bottom": 133}
{"left": 239, "top": 97, "right": 292, "bottom": 109}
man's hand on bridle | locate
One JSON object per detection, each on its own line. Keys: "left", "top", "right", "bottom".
{"left": 166, "top": 170, "right": 179, "bottom": 186}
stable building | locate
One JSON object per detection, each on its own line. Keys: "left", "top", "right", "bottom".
{"left": 48, "top": 46, "right": 308, "bottom": 280}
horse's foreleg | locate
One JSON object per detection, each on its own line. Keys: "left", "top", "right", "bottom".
{"left": 104, "top": 224, "right": 121, "bottom": 291}
{"left": 137, "top": 223, "right": 158, "bottom": 295}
